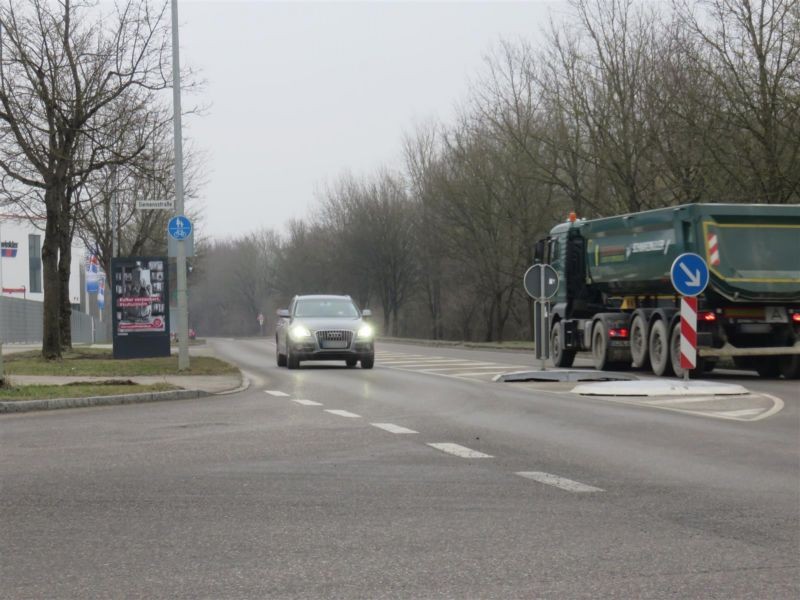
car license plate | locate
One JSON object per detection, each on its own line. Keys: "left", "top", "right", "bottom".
{"left": 765, "top": 306, "right": 788, "bottom": 323}
{"left": 322, "top": 341, "right": 348, "bottom": 349}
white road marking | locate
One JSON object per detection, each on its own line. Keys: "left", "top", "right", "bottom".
{"left": 416, "top": 363, "right": 505, "bottom": 371}
{"left": 644, "top": 396, "right": 729, "bottom": 405}
{"left": 324, "top": 409, "right": 361, "bottom": 418}
{"left": 292, "top": 399, "right": 323, "bottom": 406}
{"left": 371, "top": 423, "right": 418, "bottom": 434}
{"left": 265, "top": 390, "right": 290, "bottom": 397}
{"left": 427, "top": 443, "right": 492, "bottom": 458}
{"left": 516, "top": 471, "right": 604, "bottom": 493}
{"left": 438, "top": 370, "right": 512, "bottom": 377}
{"left": 379, "top": 359, "right": 468, "bottom": 366}
{"left": 708, "top": 408, "right": 764, "bottom": 419}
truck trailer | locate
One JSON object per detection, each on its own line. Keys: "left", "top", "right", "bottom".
{"left": 537, "top": 203, "right": 800, "bottom": 378}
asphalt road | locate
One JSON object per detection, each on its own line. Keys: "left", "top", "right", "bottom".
{"left": 1, "top": 338, "right": 798, "bottom": 599}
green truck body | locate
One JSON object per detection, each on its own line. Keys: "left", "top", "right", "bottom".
{"left": 539, "top": 203, "right": 800, "bottom": 378}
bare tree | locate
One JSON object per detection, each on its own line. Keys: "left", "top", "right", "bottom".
{"left": 0, "top": 0, "right": 172, "bottom": 358}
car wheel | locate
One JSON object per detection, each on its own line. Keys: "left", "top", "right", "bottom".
{"left": 277, "top": 351, "right": 287, "bottom": 367}
{"left": 649, "top": 319, "right": 673, "bottom": 377}
{"left": 630, "top": 314, "right": 650, "bottom": 370}
{"left": 550, "top": 323, "right": 576, "bottom": 368}
{"left": 345, "top": 358, "right": 358, "bottom": 368}
{"left": 360, "top": 355, "right": 374, "bottom": 369}
{"left": 287, "top": 347, "right": 300, "bottom": 370}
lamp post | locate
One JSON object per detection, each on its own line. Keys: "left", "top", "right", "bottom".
{"left": 171, "top": 0, "right": 189, "bottom": 370}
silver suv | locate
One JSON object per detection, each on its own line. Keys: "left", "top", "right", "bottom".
{"left": 275, "top": 295, "right": 375, "bottom": 369}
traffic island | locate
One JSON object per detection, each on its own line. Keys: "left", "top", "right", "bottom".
{"left": 0, "top": 347, "right": 245, "bottom": 413}
{"left": 571, "top": 379, "right": 749, "bottom": 397}
{"left": 494, "top": 369, "right": 637, "bottom": 383}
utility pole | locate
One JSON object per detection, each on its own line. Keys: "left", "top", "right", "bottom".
{"left": 171, "top": 0, "right": 189, "bottom": 370}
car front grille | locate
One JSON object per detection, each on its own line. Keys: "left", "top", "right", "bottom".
{"left": 316, "top": 329, "right": 353, "bottom": 348}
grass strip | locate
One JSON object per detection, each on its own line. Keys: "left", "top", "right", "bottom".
{"left": 4, "top": 348, "right": 239, "bottom": 377}
{"left": 0, "top": 382, "right": 178, "bottom": 401}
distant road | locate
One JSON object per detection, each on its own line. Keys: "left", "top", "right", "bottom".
{"left": 1, "top": 337, "right": 797, "bottom": 598}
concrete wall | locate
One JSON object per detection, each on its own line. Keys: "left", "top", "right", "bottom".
{"left": 0, "top": 296, "right": 109, "bottom": 344}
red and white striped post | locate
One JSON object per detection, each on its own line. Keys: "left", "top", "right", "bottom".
{"left": 680, "top": 296, "right": 698, "bottom": 377}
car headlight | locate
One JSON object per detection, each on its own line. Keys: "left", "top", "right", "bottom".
{"left": 289, "top": 325, "right": 312, "bottom": 341}
{"left": 357, "top": 324, "right": 374, "bottom": 339}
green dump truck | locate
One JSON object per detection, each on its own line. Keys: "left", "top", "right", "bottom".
{"left": 536, "top": 203, "right": 800, "bottom": 378}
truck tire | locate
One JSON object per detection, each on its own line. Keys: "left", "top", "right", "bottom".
{"left": 669, "top": 321, "right": 703, "bottom": 379}
{"left": 630, "top": 314, "right": 650, "bottom": 370}
{"left": 779, "top": 355, "right": 800, "bottom": 379}
{"left": 754, "top": 358, "right": 780, "bottom": 378}
{"left": 551, "top": 323, "right": 576, "bottom": 368}
{"left": 591, "top": 322, "right": 613, "bottom": 370}
{"left": 649, "top": 319, "right": 673, "bottom": 377}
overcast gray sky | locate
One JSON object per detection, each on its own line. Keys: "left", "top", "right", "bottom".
{"left": 179, "top": 1, "right": 564, "bottom": 238}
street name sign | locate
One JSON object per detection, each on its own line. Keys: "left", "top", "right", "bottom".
{"left": 137, "top": 199, "right": 174, "bottom": 210}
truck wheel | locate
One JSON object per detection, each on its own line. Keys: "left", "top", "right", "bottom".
{"left": 754, "top": 358, "right": 780, "bottom": 378}
{"left": 630, "top": 315, "right": 650, "bottom": 370}
{"left": 591, "top": 322, "right": 613, "bottom": 370}
{"left": 649, "top": 319, "right": 674, "bottom": 377}
{"left": 550, "top": 324, "right": 576, "bottom": 368}
{"left": 669, "top": 322, "right": 703, "bottom": 379}
{"left": 779, "top": 355, "right": 800, "bottom": 379}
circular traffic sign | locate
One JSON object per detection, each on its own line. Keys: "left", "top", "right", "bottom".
{"left": 670, "top": 253, "right": 709, "bottom": 297}
{"left": 168, "top": 215, "right": 192, "bottom": 241}
{"left": 524, "top": 264, "right": 560, "bottom": 300}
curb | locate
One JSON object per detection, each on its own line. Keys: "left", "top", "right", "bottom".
{"left": 214, "top": 373, "right": 251, "bottom": 396}
{"left": 0, "top": 389, "right": 208, "bottom": 414}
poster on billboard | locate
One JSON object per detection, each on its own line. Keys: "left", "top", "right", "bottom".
{"left": 111, "top": 257, "right": 170, "bottom": 358}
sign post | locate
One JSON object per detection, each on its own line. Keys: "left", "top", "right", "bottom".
{"left": 523, "top": 264, "right": 560, "bottom": 371}
{"left": 670, "top": 253, "right": 710, "bottom": 381}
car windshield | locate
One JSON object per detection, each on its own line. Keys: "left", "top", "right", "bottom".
{"left": 294, "top": 298, "right": 359, "bottom": 318}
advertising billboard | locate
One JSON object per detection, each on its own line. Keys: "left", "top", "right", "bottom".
{"left": 111, "top": 257, "right": 170, "bottom": 358}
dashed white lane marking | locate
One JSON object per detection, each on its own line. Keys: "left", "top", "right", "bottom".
{"left": 516, "top": 471, "right": 604, "bottom": 493}
{"left": 324, "top": 409, "right": 361, "bottom": 418}
{"left": 371, "top": 423, "right": 419, "bottom": 434}
{"left": 427, "top": 443, "right": 492, "bottom": 458}
{"left": 292, "top": 399, "right": 323, "bottom": 406}
{"left": 265, "top": 390, "right": 290, "bottom": 397}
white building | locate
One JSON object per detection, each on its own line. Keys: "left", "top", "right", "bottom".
{"left": 0, "top": 214, "right": 83, "bottom": 306}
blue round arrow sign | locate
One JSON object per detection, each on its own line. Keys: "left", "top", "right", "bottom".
{"left": 168, "top": 215, "right": 192, "bottom": 241}
{"left": 670, "top": 252, "right": 709, "bottom": 297}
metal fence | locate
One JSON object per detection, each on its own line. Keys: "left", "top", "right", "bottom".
{"left": 0, "top": 296, "right": 108, "bottom": 344}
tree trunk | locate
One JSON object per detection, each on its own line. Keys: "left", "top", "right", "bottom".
{"left": 58, "top": 219, "right": 73, "bottom": 351}
{"left": 41, "top": 192, "right": 62, "bottom": 359}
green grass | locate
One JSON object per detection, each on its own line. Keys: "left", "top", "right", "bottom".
{"left": 3, "top": 348, "right": 239, "bottom": 377}
{"left": 0, "top": 381, "right": 178, "bottom": 401}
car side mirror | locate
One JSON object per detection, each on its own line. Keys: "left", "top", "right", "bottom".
{"left": 277, "top": 309, "right": 290, "bottom": 319}
{"left": 361, "top": 309, "right": 372, "bottom": 318}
